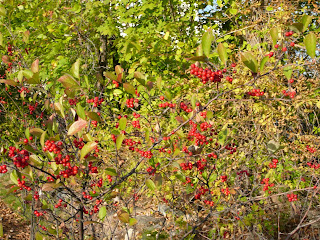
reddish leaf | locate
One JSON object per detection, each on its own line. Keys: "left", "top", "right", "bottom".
{"left": 67, "top": 118, "right": 88, "bottom": 136}
{"left": 57, "top": 74, "right": 79, "bottom": 88}
{"left": 31, "top": 59, "right": 39, "bottom": 73}
{"left": 0, "top": 80, "right": 18, "bottom": 86}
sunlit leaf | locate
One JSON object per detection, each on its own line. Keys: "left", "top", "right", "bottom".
{"left": 304, "top": 32, "right": 317, "bottom": 58}
{"left": 80, "top": 141, "right": 98, "bottom": 160}
{"left": 67, "top": 119, "right": 87, "bottom": 136}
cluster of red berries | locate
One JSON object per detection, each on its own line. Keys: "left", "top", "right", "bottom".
{"left": 126, "top": 98, "right": 139, "bottom": 108}
{"left": 285, "top": 31, "right": 294, "bottom": 37}
{"left": 199, "top": 111, "right": 207, "bottom": 118}
{"left": 0, "top": 164, "right": 7, "bottom": 173}
{"left": 54, "top": 154, "right": 71, "bottom": 166}
{"left": 124, "top": 138, "right": 141, "bottom": 146}
{"left": 158, "top": 147, "right": 172, "bottom": 154}
{"left": 287, "top": 193, "right": 298, "bottom": 202}
{"left": 28, "top": 102, "right": 38, "bottom": 115}
{"left": 34, "top": 210, "right": 46, "bottom": 217}
{"left": 221, "top": 187, "right": 230, "bottom": 196}
{"left": 17, "top": 176, "right": 31, "bottom": 191}
{"left": 33, "top": 191, "right": 39, "bottom": 200}
{"left": 82, "top": 192, "right": 93, "bottom": 201}
{"left": 133, "top": 113, "right": 140, "bottom": 119}
{"left": 195, "top": 158, "right": 207, "bottom": 173}
{"left": 87, "top": 97, "right": 104, "bottom": 107}
{"left": 68, "top": 98, "right": 78, "bottom": 106}
{"left": 207, "top": 153, "right": 218, "bottom": 159}
{"left": 306, "top": 162, "right": 320, "bottom": 169}
{"left": 88, "top": 162, "right": 98, "bottom": 174}
{"left": 90, "top": 200, "right": 102, "bottom": 214}
{"left": 91, "top": 120, "right": 98, "bottom": 127}
{"left": 55, "top": 199, "right": 68, "bottom": 208}
{"left": 43, "top": 140, "right": 62, "bottom": 153}
{"left": 112, "top": 80, "right": 119, "bottom": 88}
{"left": 282, "top": 90, "right": 296, "bottom": 98}
{"left": 58, "top": 165, "right": 79, "bottom": 178}
{"left": 18, "top": 87, "right": 30, "bottom": 94}
{"left": 204, "top": 199, "right": 214, "bottom": 206}
{"left": 194, "top": 186, "right": 209, "bottom": 200}
{"left": 7, "top": 43, "right": 13, "bottom": 56}
{"left": 146, "top": 163, "right": 160, "bottom": 176}
{"left": 73, "top": 138, "right": 84, "bottom": 149}
{"left": 159, "top": 102, "right": 176, "bottom": 108}
{"left": 91, "top": 178, "right": 103, "bottom": 188}
{"left": 111, "top": 134, "right": 117, "bottom": 143}
{"left": 200, "top": 122, "right": 212, "bottom": 131}
{"left": 225, "top": 76, "right": 233, "bottom": 83}
{"left": 39, "top": 224, "right": 47, "bottom": 231}
{"left": 132, "top": 120, "right": 140, "bottom": 128}
{"left": 269, "top": 158, "right": 278, "bottom": 169}
{"left": 180, "top": 102, "right": 193, "bottom": 113}
{"left": 8, "top": 147, "right": 30, "bottom": 168}
{"left": 190, "top": 64, "right": 224, "bottom": 84}
{"left": 180, "top": 161, "right": 193, "bottom": 170}
{"left": 247, "top": 89, "right": 264, "bottom": 97}
{"left": 187, "top": 121, "right": 208, "bottom": 147}
{"left": 0, "top": 97, "right": 7, "bottom": 105}
{"left": 46, "top": 176, "right": 54, "bottom": 182}
{"left": 184, "top": 177, "right": 194, "bottom": 186}
{"left": 220, "top": 175, "right": 227, "bottom": 182}
{"left": 261, "top": 178, "right": 274, "bottom": 192}
{"left": 306, "top": 145, "right": 316, "bottom": 153}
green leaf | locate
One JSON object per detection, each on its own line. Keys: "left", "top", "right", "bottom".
{"left": 117, "top": 210, "right": 130, "bottom": 223}
{"left": 25, "top": 127, "right": 30, "bottom": 139}
{"left": 175, "top": 173, "right": 186, "bottom": 182}
{"left": 191, "top": 94, "right": 196, "bottom": 109}
{"left": 35, "top": 232, "right": 44, "bottom": 240}
{"left": 0, "top": 32, "right": 2, "bottom": 47}
{"left": 240, "top": 52, "right": 258, "bottom": 73}
{"left": 76, "top": 103, "right": 86, "bottom": 120}
{"left": 23, "top": 70, "right": 33, "bottom": 79}
{"left": 0, "top": 80, "right": 19, "bottom": 86}
{"left": 116, "top": 134, "right": 125, "bottom": 150}
{"left": 57, "top": 74, "right": 79, "bottom": 88}
{"left": 230, "top": 8, "right": 237, "bottom": 15}
{"left": 67, "top": 119, "right": 87, "bottom": 136}
{"left": 26, "top": 72, "right": 40, "bottom": 84}
{"left": 80, "top": 141, "right": 98, "bottom": 160}
{"left": 129, "top": 218, "right": 138, "bottom": 226}
{"left": 105, "top": 168, "right": 117, "bottom": 176}
{"left": 217, "top": 43, "right": 228, "bottom": 66}
{"left": 71, "top": 59, "right": 80, "bottom": 79}
{"left": 29, "top": 155, "right": 43, "bottom": 166}
{"left": 260, "top": 56, "right": 269, "bottom": 72}
{"left": 146, "top": 179, "right": 156, "bottom": 191}
{"left": 119, "top": 117, "right": 127, "bottom": 130}
{"left": 267, "top": 140, "right": 280, "bottom": 153}
{"left": 218, "top": 128, "right": 228, "bottom": 145}
{"left": 40, "top": 131, "right": 46, "bottom": 147}
{"left": 283, "top": 65, "right": 293, "bottom": 80}
{"left": 202, "top": 30, "right": 213, "bottom": 56}
{"left": 304, "top": 32, "right": 317, "bottom": 58}
{"left": 30, "top": 128, "right": 44, "bottom": 137}
{"left": 123, "top": 83, "right": 135, "bottom": 95}
{"left": 0, "top": 7, "right": 6, "bottom": 17}
{"left": 186, "top": 56, "right": 208, "bottom": 62}
{"left": 98, "top": 206, "right": 107, "bottom": 221}
{"left": 86, "top": 112, "right": 101, "bottom": 122}
{"left": 10, "top": 170, "right": 19, "bottom": 185}
{"left": 270, "top": 28, "right": 279, "bottom": 45}
{"left": 301, "top": 15, "right": 313, "bottom": 32}
{"left": 0, "top": 222, "right": 3, "bottom": 237}
{"left": 134, "top": 72, "right": 146, "bottom": 86}
{"left": 289, "top": 23, "right": 303, "bottom": 33}
{"left": 104, "top": 71, "right": 117, "bottom": 82}
{"left": 165, "top": 91, "right": 172, "bottom": 101}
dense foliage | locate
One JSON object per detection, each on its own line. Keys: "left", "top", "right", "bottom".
{"left": 0, "top": 0, "right": 320, "bottom": 239}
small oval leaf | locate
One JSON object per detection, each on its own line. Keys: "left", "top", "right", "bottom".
{"left": 67, "top": 119, "right": 88, "bottom": 136}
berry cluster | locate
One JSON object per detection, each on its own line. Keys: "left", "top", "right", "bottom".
{"left": 285, "top": 31, "right": 294, "bottom": 37}
{"left": 39, "top": 225, "right": 47, "bottom": 231}
{"left": 200, "top": 122, "right": 211, "bottom": 131}
{"left": 199, "top": 111, "right": 207, "bottom": 118}
{"left": 146, "top": 163, "right": 159, "bottom": 176}
{"left": 43, "top": 140, "right": 63, "bottom": 153}
{"left": 18, "top": 87, "right": 30, "bottom": 94}
{"left": 204, "top": 199, "right": 214, "bottom": 206}
{"left": 58, "top": 165, "right": 78, "bottom": 178}
{"left": 112, "top": 80, "right": 119, "bottom": 88}
{"left": 159, "top": 102, "right": 176, "bottom": 108}
{"left": 8, "top": 147, "right": 30, "bottom": 168}
{"left": 133, "top": 112, "right": 140, "bottom": 118}
{"left": 180, "top": 161, "right": 193, "bottom": 170}
{"left": 237, "top": 170, "right": 249, "bottom": 178}
{"left": 195, "top": 158, "right": 207, "bottom": 172}
{"left": 221, "top": 187, "right": 230, "bottom": 196}
{"left": 287, "top": 193, "right": 298, "bottom": 202}
{"left": 111, "top": 134, "right": 117, "bottom": 143}
{"left": 184, "top": 177, "right": 194, "bottom": 186}
{"left": 55, "top": 198, "right": 68, "bottom": 208}
{"left": 207, "top": 153, "right": 217, "bottom": 159}
{"left": 126, "top": 98, "right": 139, "bottom": 108}
{"left": 91, "top": 120, "right": 98, "bottom": 127}
{"left": 269, "top": 158, "right": 278, "bottom": 169}
{"left": 28, "top": 102, "right": 38, "bottom": 115}
{"left": 33, "top": 191, "right": 39, "bottom": 200}
{"left": 88, "top": 162, "right": 98, "bottom": 173}
{"left": 54, "top": 154, "right": 71, "bottom": 166}
{"left": 17, "top": 176, "right": 31, "bottom": 191}
{"left": 220, "top": 175, "right": 227, "bottom": 182}
{"left": 46, "top": 176, "right": 54, "bottom": 182}
{"left": 261, "top": 178, "right": 274, "bottom": 192}
{"left": 247, "top": 89, "right": 264, "bottom": 97}
{"left": 68, "top": 98, "right": 78, "bottom": 106}
{"left": 225, "top": 76, "right": 233, "bottom": 83}
{"left": 306, "top": 145, "right": 316, "bottom": 153}
{"left": 180, "top": 102, "right": 193, "bottom": 113}
{"left": 132, "top": 120, "right": 140, "bottom": 128}
{"left": 0, "top": 164, "right": 7, "bottom": 173}
{"left": 282, "top": 90, "right": 296, "bottom": 98}
{"left": 194, "top": 186, "right": 209, "bottom": 199}
{"left": 190, "top": 65, "right": 224, "bottom": 84}
{"left": 34, "top": 210, "right": 46, "bottom": 217}
{"left": 87, "top": 97, "right": 104, "bottom": 107}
